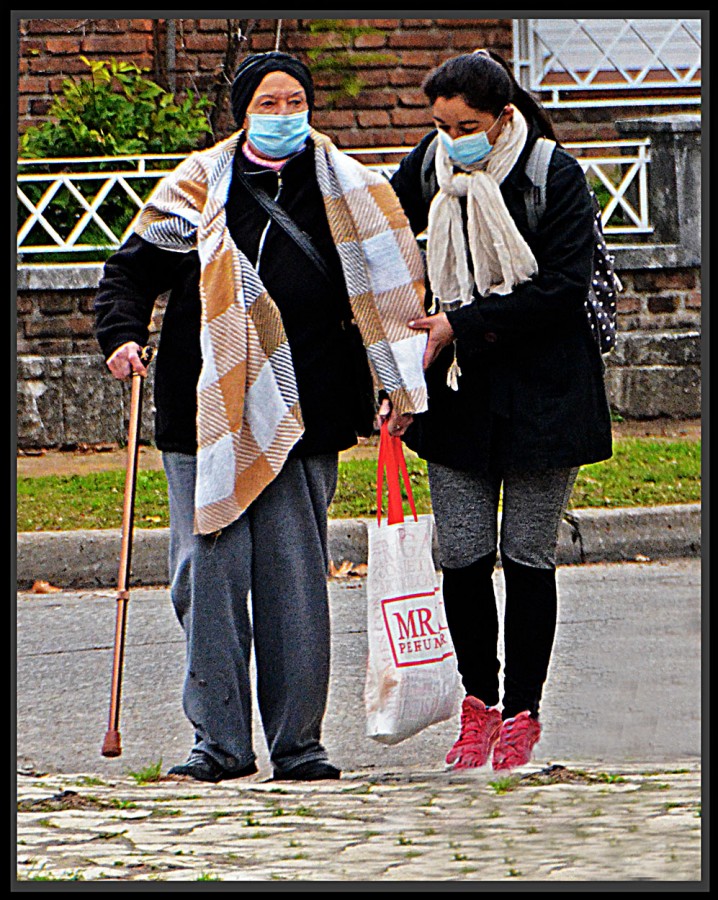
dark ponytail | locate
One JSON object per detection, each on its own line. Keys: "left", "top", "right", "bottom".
{"left": 423, "top": 50, "right": 557, "bottom": 141}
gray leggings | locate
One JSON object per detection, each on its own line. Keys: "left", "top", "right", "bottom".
{"left": 427, "top": 461, "right": 578, "bottom": 570}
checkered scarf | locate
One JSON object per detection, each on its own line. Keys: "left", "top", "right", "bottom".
{"left": 135, "top": 130, "right": 428, "bottom": 535}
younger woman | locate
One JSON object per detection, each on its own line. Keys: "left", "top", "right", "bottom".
{"left": 389, "top": 50, "right": 613, "bottom": 771}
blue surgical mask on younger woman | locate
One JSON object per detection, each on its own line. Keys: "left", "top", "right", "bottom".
{"left": 246, "top": 110, "right": 311, "bottom": 159}
{"left": 438, "top": 123, "right": 497, "bottom": 167}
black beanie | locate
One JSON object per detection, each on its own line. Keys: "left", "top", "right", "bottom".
{"left": 231, "top": 51, "right": 315, "bottom": 127}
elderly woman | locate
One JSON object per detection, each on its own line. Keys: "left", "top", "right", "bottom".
{"left": 95, "top": 51, "right": 427, "bottom": 782}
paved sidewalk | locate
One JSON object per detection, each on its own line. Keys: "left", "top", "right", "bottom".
{"left": 16, "top": 761, "right": 702, "bottom": 882}
{"left": 16, "top": 559, "right": 704, "bottom": 884}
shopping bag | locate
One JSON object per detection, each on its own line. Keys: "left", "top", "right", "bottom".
{"left": 364, "top": 423, "right": 462, "bottom": 745}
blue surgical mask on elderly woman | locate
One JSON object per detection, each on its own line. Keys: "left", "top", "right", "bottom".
{"left": 438, "top": 122, "right": 497, "bottom": 167}
{"left": 246, "top": 110, "right": 311, "bottom": 159}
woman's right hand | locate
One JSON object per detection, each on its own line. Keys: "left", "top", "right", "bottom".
{"left": 375, "top": 397, "right": 413, "bottom": 438}
{"left": 408, "top": 313, "right": 455, "bottom": 370}
{"left": 106, "top": 341, "right": 148, "bottom": 380}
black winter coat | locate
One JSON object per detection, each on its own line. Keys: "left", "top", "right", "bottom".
{"left": 95, "top": 139, "right": 377, "bottom": 457}
{"left": 390, "top": 128, "right": 613, "bottom": 474}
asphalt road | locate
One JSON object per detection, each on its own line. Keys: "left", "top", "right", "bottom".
{"left": 16, "top": 558, "right": 702, "bottom": 779}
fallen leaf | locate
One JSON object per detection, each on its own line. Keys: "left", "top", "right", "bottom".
{"left": 143, "top": 515, "right": 162, "bottom": 523}
{"left": 329, "top": 560, "right": 368, "bottom": 579}
{"left": 329, "top": 560, "right": 354, "bottom": 578}
{"left": 31, "top": 580, "right": 62, "bottom": 594}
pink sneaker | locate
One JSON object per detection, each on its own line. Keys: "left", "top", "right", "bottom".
{"left": 445, "top": 696, "right": 502, "bottom": 769}
{"left": 492, "top": 710, "right": 542, "bottom": 771}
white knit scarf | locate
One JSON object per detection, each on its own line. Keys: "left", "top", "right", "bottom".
{"left": 426, "top": 105, "right": 537, "bottom": 308}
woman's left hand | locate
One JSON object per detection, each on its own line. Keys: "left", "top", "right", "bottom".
{"left": 408, "top": 313, "right": 455, "bottom": 369}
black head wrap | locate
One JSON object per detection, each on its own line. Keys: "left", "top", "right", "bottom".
{"left": 231, "top": 51, "right": 315, "bottom": 127}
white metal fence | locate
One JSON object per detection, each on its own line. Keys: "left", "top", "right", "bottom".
{"left": 513, "top": 18, "right": 702, "bottom": 109}
{"left": 16, "top": 140, "right": 652, "bottom": 259}
{"left": 16, "top": 154, "right": 187, "bottom": 257}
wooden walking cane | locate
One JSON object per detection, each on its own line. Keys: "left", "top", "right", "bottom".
{"left": 102, "top": 346, "right": 154, "bottom": 758}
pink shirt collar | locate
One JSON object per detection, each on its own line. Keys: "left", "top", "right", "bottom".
{"left": 241, "top": 140, "right": 287, "bottom": 172}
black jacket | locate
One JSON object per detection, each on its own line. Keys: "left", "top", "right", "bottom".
{"left": 390, "top": 128, "right": 613, "bottom": 473}
{"left": 95, "top": 139, "right": 376, "bottom": 456}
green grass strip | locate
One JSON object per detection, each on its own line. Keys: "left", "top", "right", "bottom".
{"left": 16, "top": 438, "right": 700, "bottom": 533}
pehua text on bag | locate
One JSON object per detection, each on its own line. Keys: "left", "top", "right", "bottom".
{"left": 381, "top": 590, "right": 454, "bottom": 668}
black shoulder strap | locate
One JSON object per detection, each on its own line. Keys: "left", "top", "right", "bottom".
{"left": 524, "top": 137, "right": 556, "bottom": 232}
{"left": 420, "top": 135, "right": 439, "bottom": 205}
{"left": 234, "top": 167, "right": 334, "bottom": 286}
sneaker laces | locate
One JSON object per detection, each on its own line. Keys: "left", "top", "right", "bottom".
{"left": 494, "top": 712, "right": 541, "bottom": 768}
{"left": 446, "top": 698, "right": 501, "bottom": 766}
{"left": 457, "top": 706, "right": 483, "bottom": 744}
{"left": 463, "top": 703, "right": 499, "bottom": 744}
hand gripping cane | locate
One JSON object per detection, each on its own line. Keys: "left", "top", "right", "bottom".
{"left": 101, "top": 346, "right": 154, "bottom": 758}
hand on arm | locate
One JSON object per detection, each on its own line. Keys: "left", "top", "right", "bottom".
{"left": 408, "top": 313, "right": 455, "bottom": 370}
{"left": 372, "top": 312, "right": 454, "bottom": 434}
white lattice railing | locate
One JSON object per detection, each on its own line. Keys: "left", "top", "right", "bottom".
{"left": 514, "top": 18, "right": 702, "bottom": 109}
{"left": 16, "top": 140, "right": 651, "bottom": 258}
{"left": 565, "top": 139, "right": 652, "bottom": 234}
{"left": 16, "top": 154, "right": 187, "bottom": 256}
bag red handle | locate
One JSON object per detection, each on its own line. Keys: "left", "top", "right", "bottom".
{"left": 377, "top": 421, "right": 418, "bottom": 526}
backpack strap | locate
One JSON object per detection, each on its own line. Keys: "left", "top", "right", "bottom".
{"left": 420, "top": 135, "right": 439, "bottom": 205}
{"left": 524, "top": 137, "right": 556, "bottom": 232}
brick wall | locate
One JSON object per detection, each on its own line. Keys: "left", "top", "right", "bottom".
{"left": 18, "top": 18, "right": 156, "bottom": 124}
{"left": 17, "top": 17, "right": 514, "bottom": 149}
{"left": 16, "top": 273, "right": 166, "bottom": 359}
{"left": 16, "top": 17, "right": 701, "bottom": 150}
{"left": 16, "top": 285, "right": 98, "bottom": 357}
{"left": 616, "top": 269, "right": 702, "bottom": 333}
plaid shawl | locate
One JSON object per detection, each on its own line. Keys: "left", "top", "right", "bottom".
{"left": 135, "top": 130, "right": 428, "bottom": 535}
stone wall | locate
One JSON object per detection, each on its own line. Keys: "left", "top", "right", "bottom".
{"left": 15, "top": 256, "right": 701, "bottom": 449}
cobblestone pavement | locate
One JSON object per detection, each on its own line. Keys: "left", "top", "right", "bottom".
{"left": 16, "top": 760, "right": 702, "bottom": 884}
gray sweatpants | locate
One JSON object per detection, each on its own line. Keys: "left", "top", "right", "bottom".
{"left": 162, "top": 451, "right": 338, "bottom": 775}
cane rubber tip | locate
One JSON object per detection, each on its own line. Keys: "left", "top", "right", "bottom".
{"left": 102, "top": 731, "right": 122, "bottom": 758}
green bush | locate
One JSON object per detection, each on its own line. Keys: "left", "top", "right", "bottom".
{"left": 20, "top": 56, "right": 212, "bottom": 158}
{"left": 18, "top": 57, "right": 212, "bottom": 262}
